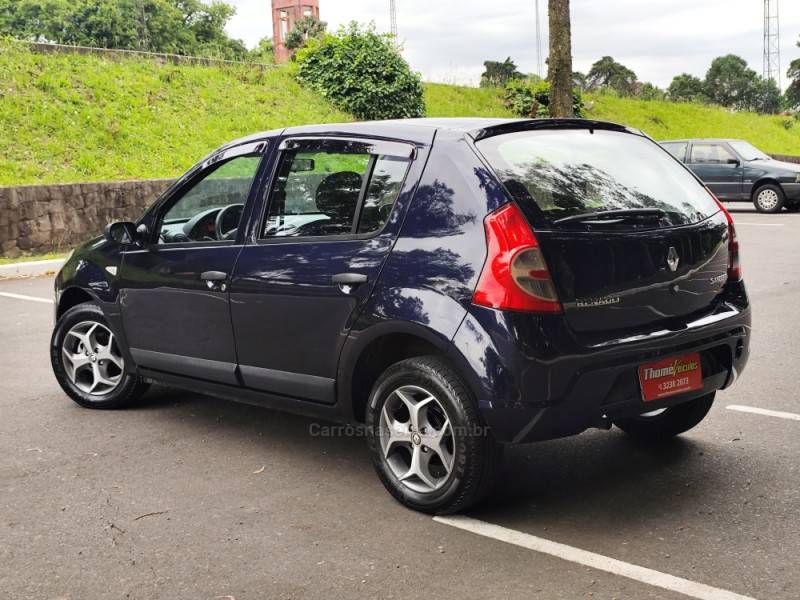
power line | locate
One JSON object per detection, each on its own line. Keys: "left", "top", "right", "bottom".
{"left": 535, "top": 0, "right": 543, "bottom": 78}
{"left": 763, "top": 0, "right": 781, "bottom": 89}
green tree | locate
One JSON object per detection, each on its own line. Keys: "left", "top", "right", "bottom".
{"left": 787, "top": 38, "right": 800, "bottom": 109}
{"left": 246, "top": 36, "right": 274, "bottom": 63}
{"left": 703, "top": 54, "right": 758, "bottom": 110}
{"left": 480, "top": 57, "right": 521, "bottom": 88}
{"left": 572, "top": 71, "right": 588, "bottom": 92}
{"left": 296, "top": 22, "right": 425, "bottom": 120}
{"left": 747, "top": 76, "right": 782, "bottom": 114}
{"left": 0, "top": 0, "right": 247, "bottom": 59}
{"left": 504, "top": 78, "right": 584, "bottom": 118}
{"left": 636, "top": 82, "right": 664, "bottom": 100}
{"left": 668, "top": 73, "right": 707, "bottom": 102}
{"left": 285, "top": 15, "right": 326, "bottom": 51}
{"left": 586, "top": 56, "right": 638, "bottom": 95}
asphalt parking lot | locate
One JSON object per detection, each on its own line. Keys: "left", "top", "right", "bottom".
{"left": 1, "top": 205, "right": 799, "bottom": 600}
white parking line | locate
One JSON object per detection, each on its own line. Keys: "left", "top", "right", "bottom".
{"left": 434, "top": 516, "right": 756, "bottom": 600}
{"left": 0, "top": 291, "right": 54, "bottom": 304}
{"left": 726, "top": 404, "right": 800, "bottom": 422}
{"left": 732, "top": 222, "right": 784, "bottom": 227}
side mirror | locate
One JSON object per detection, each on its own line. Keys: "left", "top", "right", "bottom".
{"left": 103, "top": 221, "right": 137, "bottom": 245}
{"left": 727, "top": 158, "right": 741, "bottom": 166}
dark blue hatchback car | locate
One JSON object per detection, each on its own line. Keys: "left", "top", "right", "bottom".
{"left": 51, "top": 118, "right": 751, "bottom": 513}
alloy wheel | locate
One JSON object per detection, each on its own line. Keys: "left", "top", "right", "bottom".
{"left": 379, "top": 385, "right": 456, "bottom": 494}
{"left": 757, "top": 188, "right": 779, "bottom": 211}
{"left": 61, "top": 321, "right": 124, "bottom": 395}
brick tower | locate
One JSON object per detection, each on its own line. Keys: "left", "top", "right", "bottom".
{"left": 272, "top": 0, "right": 320, "bottom": 64}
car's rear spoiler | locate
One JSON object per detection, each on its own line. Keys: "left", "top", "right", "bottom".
{"left": 469, "top": 118, "right": 642, "bottom": 142}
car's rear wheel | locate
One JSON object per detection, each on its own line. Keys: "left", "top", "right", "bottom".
{"left": 613, "top": 393, "right": 715, "bottom": 442}
{"left": 366, "top": 356, "right": 501, "bottom": 514}
{"left": 753, "top": 184, "right": 785, "bottom": 213}
{"left": 51, "top": 303, "right": 149, "bottom": 409}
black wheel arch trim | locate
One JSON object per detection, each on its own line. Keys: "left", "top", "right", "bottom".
{"left": 335, "top": 319, "right": 479, "bottom": 421}
{"left": 751, "top": 178, "right": 783, "bottom": 198}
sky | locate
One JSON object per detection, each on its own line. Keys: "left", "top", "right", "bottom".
{"left": 225, "top": 0, "right": 800, "bottom": 89}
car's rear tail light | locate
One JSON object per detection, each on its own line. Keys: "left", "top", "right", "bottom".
{"left": 472, "top": 203, "right": 562, "bottom": 313}
{"left": 711, "top": 193, "right": 741, "bottom": 282}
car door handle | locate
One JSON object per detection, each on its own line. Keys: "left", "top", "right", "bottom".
{"left": 201, "top": 271, "right": 228, "bottom": 281}
{"left": 331, "top": 273, "right": 368, "bottom": 285}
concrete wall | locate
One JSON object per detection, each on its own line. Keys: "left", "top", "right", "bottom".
{"left": 22, "top": 41, "right": 274, "bottom": 69}
{"left": 0, "top": 179, "right": 175, "bottom": 257}
{"left": 771, "top": 154, "right": 800, "bottom": 165}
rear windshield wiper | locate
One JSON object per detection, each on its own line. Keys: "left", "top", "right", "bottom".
{"left": 553, "top": 208, "right": 666, "bottom": 226}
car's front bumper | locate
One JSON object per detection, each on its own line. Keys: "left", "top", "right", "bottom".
{"left": 782, "top": 183, "right": 800, "bottom": 202}
{"left": 449, "top": 284, "right": 751, "bottom": 444}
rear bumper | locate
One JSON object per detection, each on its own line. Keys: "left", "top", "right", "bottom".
{"left": 449, "top": 285, "right": 751, "bottom": 444}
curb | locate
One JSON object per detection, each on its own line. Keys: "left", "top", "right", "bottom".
{"left": 0, "top": 258, "right": 65, "bottom": 280}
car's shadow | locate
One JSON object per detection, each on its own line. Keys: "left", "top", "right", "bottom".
{"left": 133, "top": 386, "right": 734, "bottom": 523}
{"left": 726, "top": 205, "right": 800, "bottom": 216}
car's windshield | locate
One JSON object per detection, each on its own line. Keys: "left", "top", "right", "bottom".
{"left": 728, "top": 140, "right": 771, "bottom": 161}
{"left": 476, "top": 128, "right": 719, "bottom": 228}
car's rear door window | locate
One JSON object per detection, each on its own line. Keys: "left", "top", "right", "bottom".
{"left": 476, "top": 128, "right": 719, "bottom": 228}
{"left": 262, "top": 140, "right": 412, "bottom": 239}
{"left": 661, "top": 142, "right": 688, "bottom": 161}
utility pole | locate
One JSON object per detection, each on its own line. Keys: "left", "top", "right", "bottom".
{"left": 763, "top": 0, "right": 781, "bottom": 89}
{"left": 390, "top": 0, "right": 398, "bottom": 39}
{"left": 548, "top": 0, "right": 574, "bottom": 117}
{"left": 535, "top": 0, "right": 543, "bottom": 78}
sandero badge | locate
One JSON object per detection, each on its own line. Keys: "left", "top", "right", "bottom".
{"left": 50, "top": 118, "right": 751, "bottom": 514}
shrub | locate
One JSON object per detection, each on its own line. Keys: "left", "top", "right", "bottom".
{"left": 296, "top": 22, "right": 425, "bottom": 120}
{"left": 504, "top": 79, "right": 584, "bottom": 118}
{"left": 285, "top": 16, "right": 326, "bottom": 52}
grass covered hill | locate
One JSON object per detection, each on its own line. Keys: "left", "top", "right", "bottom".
{"left": 1, "top": 40, "right": 798, "bottom": 186}
{"left": 0, "top": 41, "right": 350, "bottom": 185}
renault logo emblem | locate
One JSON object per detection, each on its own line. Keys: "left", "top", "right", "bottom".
{"left": 666, "top": 247, "right": 680, "bottom": 272}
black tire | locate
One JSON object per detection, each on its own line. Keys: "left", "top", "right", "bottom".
{"left": 365, "top": 355, "right": 501, "bottom": 514}
{"left": 51, "top": 302, "right": 149, "bottom": 409}
{"left": 752, "top": 183, "right": 785, "bottom": 213}
{"left": 613, "top": 393, "right": 715, "bottom": 443}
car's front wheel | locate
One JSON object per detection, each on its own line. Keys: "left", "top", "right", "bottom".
{"left": 613, "top": 393, "right": 715, "bottom": 442}
{"left": 51, "top": 303, "right": 149, "bottom": 409}
{"left": 753, "top": 184, "right": 785, "bottom": 213}
{"left": 366, "top": 356, "right": 501, "bottom": 514}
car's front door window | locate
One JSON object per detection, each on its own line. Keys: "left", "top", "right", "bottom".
{"left": 263, "top": 150, "right": 371, "bottom": 238}
{"left": 158, "top": 155, "right": 262, "bottom": 244}
{"left": 689, "top": 144, "right": 736, "bottom": 165}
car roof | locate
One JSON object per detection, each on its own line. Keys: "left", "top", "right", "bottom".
{"left": 224, "top": 118, "right": 633, "bottom": 149}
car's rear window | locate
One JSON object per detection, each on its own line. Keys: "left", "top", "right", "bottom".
{"left": 476, "top": 129, "right": 719, "bottom": 228}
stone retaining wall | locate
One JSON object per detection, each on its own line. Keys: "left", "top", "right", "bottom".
{"left": 0, "top": 179, "right": 175, "bottom": 257}
{"left": 771, "top": 154, "right": 800, "bottom": 165}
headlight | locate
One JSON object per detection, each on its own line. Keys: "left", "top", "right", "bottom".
{"left": 795, "top": 174, "right": 800, "bottom": 183}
